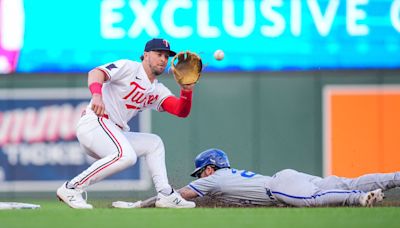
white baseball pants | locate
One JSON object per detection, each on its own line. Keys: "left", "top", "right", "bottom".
{"left": 69, "top": 112, "right": 170, "bottom": 192}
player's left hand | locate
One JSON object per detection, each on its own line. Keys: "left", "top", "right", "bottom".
{"left": 171, "top": 51, "right": 203, "bottom": 86}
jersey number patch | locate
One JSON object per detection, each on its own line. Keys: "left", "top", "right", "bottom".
{"left": 231, "top": 169, "right": 257, "bottom": 178}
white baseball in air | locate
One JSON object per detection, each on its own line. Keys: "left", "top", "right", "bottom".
{"left": 214, "top": 49, "right": 224, "bottom": 61}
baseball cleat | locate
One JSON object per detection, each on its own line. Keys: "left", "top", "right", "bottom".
{"left": 155, "top": 191, "right": 195, "bottom": 208}
{"left": 359, "top": 189, "right": 384, "bottom": 207}
{"left": 56, "top": 182, "right": 93, "bottom": 209}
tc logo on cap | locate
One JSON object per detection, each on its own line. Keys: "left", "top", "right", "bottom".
{"left": 162, "top": 39, "right": 169, "bottom": 48}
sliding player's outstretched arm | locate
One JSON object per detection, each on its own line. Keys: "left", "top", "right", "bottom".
{"left": 112, "top": 187, "right": 198, "bottom": 208}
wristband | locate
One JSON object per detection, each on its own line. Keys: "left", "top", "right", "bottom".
{"left": 180, "top": 89, "right": 192, "bottom": 100}
{"left": 89, "top": 82, "right": 102, "bottom": 95}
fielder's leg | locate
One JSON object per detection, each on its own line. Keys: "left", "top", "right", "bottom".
{"left": 57, "top": 115, "right": 137, "bottom": 209}
{"left": 70, "top": 116, "right": 137, "bottom": 188}
{"left": 125, "top": 132, "right": 170, "bottom": 193}
{"left": 125, "top": 132, "right": 195, "bottom": 208}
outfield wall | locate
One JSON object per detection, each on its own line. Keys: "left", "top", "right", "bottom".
{"left": 0, "top": 70, "right": 399, "bottom": 195}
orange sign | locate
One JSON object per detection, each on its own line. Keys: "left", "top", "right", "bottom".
{"left": 323, "top": 86, "right": 400, "bottom": 177}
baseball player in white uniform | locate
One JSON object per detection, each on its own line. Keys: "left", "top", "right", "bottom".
{"left": 57, "top": 38, "right": 196, "bottom": 209}
{"left": 113, "top": 149, "right": 400, "bottom": 208}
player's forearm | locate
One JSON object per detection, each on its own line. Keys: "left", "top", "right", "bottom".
{"left": 177, "top": 186, "right": 199, "bottom": 200}
{"left": 88, "top": 68, "right": 106, "bottom": 86}
{"left": 87, "top": 69, "right": 107, "bottom": 116}
{"left": 161, "top": 90, "right": 192, "bottom": 118}
{"left": 139, "top": 196, "right": 157, "bottom": 208}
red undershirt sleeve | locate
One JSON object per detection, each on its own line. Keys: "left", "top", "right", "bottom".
{"left": 161, "top": 90, "right": 193, "bottom": 118}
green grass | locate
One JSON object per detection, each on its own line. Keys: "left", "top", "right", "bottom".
{"left": 0, "top": 200, "right": 399, "bottom": 228}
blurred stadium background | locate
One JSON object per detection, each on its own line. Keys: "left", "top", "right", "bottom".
{"left": 0, "top": 0, "right": 399, "bottom": 201}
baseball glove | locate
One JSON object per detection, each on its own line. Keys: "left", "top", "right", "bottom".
{"left": 170, "top": 51, "right": 203, "bottom": 85}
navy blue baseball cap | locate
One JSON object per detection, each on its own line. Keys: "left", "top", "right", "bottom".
{"left": 144, "top": 38, "right": 176, "bottom": 57}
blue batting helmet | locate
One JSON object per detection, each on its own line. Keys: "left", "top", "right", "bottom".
{"left": 190, "top": 148, "right": 230, "bottom": 177}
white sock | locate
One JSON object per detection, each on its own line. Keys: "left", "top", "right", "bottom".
{"left": 159, "top": 187, "right": 173, "bottom": 196}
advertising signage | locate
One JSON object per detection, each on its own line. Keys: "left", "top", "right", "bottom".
{"left": 0, "top": 88, "right": 151, "bottom": 191}
{"left": 0, "top": 0, "right": 399, "bottom": 73}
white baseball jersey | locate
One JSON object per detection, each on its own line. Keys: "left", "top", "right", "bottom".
{"left": 89, "top": 59, "right": 173, "bottom": 131}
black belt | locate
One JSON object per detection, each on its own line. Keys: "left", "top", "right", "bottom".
{"left": 81, "top": 110, "right": 123, "bottom": 129}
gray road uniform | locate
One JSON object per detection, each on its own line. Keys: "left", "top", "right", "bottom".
{"left": 187, "top": 168, "right": 400, "bottom": 207}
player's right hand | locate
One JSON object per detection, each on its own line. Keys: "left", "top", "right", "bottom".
{"left": 91, "top": 94, "right": 105, "bottom": 116}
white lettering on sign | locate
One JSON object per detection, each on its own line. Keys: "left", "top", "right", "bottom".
{"left": 347, "top": 0, "right": 369, "bottom": 36}
{"left": 0, "top": 102, "right": 88, "bottom": 146}
{"left": 260, "top": 0, "right": 285, "bottom": 37}
{"left": 197, "top": 0, "right": 220, "bottom": 38}
{"left": 161, "top": 0, "right": 193, "bottom": 38}
{"left": 127, "top": 0, "right": 159, "bottom": 37}
{"left": 0, "top": 0, "right": 25, "bottom": 50}
{"left": 100, "top": 0, "right": 125, "bottom": 39}
{"left": 98, "top": 0, "right": 400, "bottom": 39}
{"left": 3, "top": 142, "right": 92, "bottom": 166}
{"left": 391, "top": 0, "right": 400, "bottom": 32}
{"left": 223, "top": 0, "right": 255, "bottom": 38}
{"left": 308, "top": 0, "right": 340, "bottom": 37}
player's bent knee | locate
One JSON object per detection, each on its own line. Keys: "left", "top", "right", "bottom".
{"left": 128, "top": 153, "right": 138, "bottom": 166}
{"left": 149, "top": 134, "right": 165, "bottom": 151}
{"left": 121, "top": 151, "right": 137, "bottom": 167}
{"left": 152, "top": 134, "right": 163, "bottom": 144}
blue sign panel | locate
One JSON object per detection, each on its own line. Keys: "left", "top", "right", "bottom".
{"left": 0, "top": 0, "right": 399, "bottom": 73}
{"left": 0, "top": 88, "right": 151, "bottom": 191}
